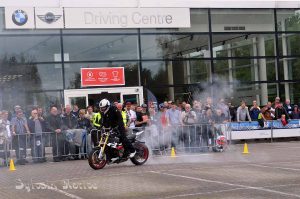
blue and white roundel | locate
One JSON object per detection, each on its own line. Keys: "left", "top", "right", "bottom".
{"left": 12, "top": 10, "right": 28, "bottom": 26}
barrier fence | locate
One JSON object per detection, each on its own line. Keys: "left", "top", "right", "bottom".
{"left": 1, "top": 120, "right": 300, "bottom": 166}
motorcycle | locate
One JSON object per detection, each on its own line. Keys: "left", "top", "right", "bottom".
{"left": 88, "top": 127, "right": 149, "bottom": 170}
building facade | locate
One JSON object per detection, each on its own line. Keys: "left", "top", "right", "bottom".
{"left": 1, "top": 0, "right": 300, "bottom": 110}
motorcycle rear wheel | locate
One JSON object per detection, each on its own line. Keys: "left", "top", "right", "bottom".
{"left": 130, "top": 143, "right": 149, "bottom": 165}
{"left": 88, "top": 148, "right": 107, "bottom": 170}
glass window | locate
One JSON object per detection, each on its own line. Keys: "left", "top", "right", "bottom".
{"left": 0, "top": 90, "right": 63, "bottom": 114}
{"left": 212, "top": 34, "right": 275, "bottom": 58}
{"left": 64, "top": 62, "right": 138, "bottom": 89}
{"left": 231, "top": 83, "right": 278, "bottom": 106}
{"left": 214, "top": 58, "right": 276, "bottom": 82}
{"left": 211, "top": 9, "right": 274, "bottom": 32}
{"left": 63, "top": 35, "right": 138, "bottom": 61}
{"left": 140, "top": 9, "right": 208, "bottom": 33}
{"left": 279, "top": 58, "right": 300, "bottom": 81}
{"left": 0, "top": 35, "right": 61, "bottom": 62}
{"left": 277, "top": 9, "right": 300, "bottom": 31}
{"left": 279, "top": 82, "right": 300, "bottom": 105}
{"left": 0, "top": 63, "right": 63, "bottom": 90}
{"left": 278, "top": 33, "right": 300, "bottom": 56}
{"left": 141, "top": 34, "right": 210, "bottom": 59}
{"left": 141, "top": 61, "right": 168, "bottom": 86}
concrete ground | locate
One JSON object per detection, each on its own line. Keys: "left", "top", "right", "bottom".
{"left": 0, "top": 141, "right": 300, "bottom": 199}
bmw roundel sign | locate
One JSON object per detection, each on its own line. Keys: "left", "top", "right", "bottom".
{"left": 12, "top": 10, "right": 28, "bottom": 26}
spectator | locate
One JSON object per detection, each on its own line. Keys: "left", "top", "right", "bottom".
{"left": 11, "top": 109, "right": 30, "bottom": 164}
{"left": 228, "top": 102, "right": 236, "bottom": 122}
{"left": 28, "top": 109, "right": 47, "bottom": 163}
{"left": 181, "top": 104, "right": 197, "bottom": 152}
{"left": 181, "top": 101, "right": 187, "bottom": 111}
{"left": 85, "top": 106, "right": 95, "bottom": 122}
{"left": 77, "top": 109, "right": 92, "bottom": 159}
{"left": 160, "top": 105, "right": 169, "bottom": 128}
{"left": 275, "top": 103, "right": 289, "bottom": 120}
{"left": 37, "top": 106, "right": 45, "bottom": 121}
{"left": 116, "top": 103, "right": 129, "bottom": 128}
{"left": 249, "top": 100, "right": 261, "bottom": 121}
{"left": 281, "top": 114, "right": 288, "bottom": 126}
{"left": 202, "top": 108, "right": 214, "bottom": 150}
{"left": 214, "top": 109, "right": 227, "bottom": 123}
{"left": 217, "top": 98, "right": 230, "bottom": 121}
{"left": 166, "top": 102, "right": 182, "bottom": 149}
{"left": 236, "top": 101, "right": 251, "bottom": 122}
{"left": 71, "top": 104, "right": 79, "bottom": 118}
{"left": 135, "top": 105, "right": 147, "bottom": 128}
{"left": 46, "top": 106, "right": 64, "bottom": 162}
{"left": 273, "top": 97, "right": 281, "bottom": 109}
{"left": 193, "top": 101, "right": 204, "bottom": 122}
{"left": 61, "top": 105, "right": 79, "bottom": 160}
{"left": 0, "top": 110, "right": 11, "bottom": 164}
{"left": 167, "top": 101, "right": 173, "bottom": 109}
{"left": 204, "top": 97, "right": 215, "bottom": 112}
{"left": 291, "top": 105, "right": 300, "bottom": 119}
{"left": 261, "top": 102, "right": 275, "bottom": 120}
{"left": 125, "top": 102, "right": 136, "bottom": 129}
{"left": 283, "top": 99, "right": 293, "bottom": 118}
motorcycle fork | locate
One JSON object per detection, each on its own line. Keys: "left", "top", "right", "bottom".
{"left": 99, "top": 133, "right": 110, "bottom": 159}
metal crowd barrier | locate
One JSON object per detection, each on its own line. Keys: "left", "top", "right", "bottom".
{"left": 0, "top": 129, "right": 92, "bottom": 166}
{"left": 143, "top": 123, "right": 230, "bottom": 155}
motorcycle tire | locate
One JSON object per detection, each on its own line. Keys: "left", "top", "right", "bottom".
{"left": 88, "top": 148, "right": 107, "bottom": 170}
{"left": 130, "top": 143, "right": 149, "bottom": 166}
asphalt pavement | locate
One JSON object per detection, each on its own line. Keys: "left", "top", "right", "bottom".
{"left": 1, "top": 141, "right": 300, "bottom": 199}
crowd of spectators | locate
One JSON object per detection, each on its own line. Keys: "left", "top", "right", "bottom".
{"left": 0, "top": 95, "right": 299, "bottom": 164}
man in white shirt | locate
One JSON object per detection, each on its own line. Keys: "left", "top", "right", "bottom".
{"left": 181, "top": 104, "right": 197, "bottom": 152}
{"left": 125, "top": 102, "right": 136, "bottom": 129}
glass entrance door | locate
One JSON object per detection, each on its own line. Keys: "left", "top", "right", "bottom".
{"left": 64, "top": 86, "right": 143, "bottom": 108}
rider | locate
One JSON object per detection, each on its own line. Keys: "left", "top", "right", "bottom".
{"left": 98, "top": 99, "right": 136, "bottom": 158}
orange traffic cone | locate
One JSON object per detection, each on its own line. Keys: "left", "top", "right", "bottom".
{"left": 171, "top": 147, "right": 177, "bottom": 158}
{"left": 9, "top": 159, "right": 16, "bottom": 171}
{"left": 242, "top": 143, "right": 249, "bottom": 154}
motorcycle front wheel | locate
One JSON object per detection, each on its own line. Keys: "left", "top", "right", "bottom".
{"left": 130, "top": 143, "right": 149, "bottom": 165}
{"left": 88, "top": 148, "right": 107, "bottom": 170}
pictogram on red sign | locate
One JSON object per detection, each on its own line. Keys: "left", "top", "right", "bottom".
{"left": 81, "top": 67, "right": 125, "bottom": 87}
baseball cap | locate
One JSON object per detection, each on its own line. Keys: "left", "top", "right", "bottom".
{"left": 141, "top": 104, "right": 147, "bottom": 108}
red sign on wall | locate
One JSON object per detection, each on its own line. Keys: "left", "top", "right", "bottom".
{"left": 81, "top": 67, "right": 125, "bottom": 87}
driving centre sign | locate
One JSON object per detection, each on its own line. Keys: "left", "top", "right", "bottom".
{"left": 5, "top": 7, "right": 190, "bottom": 29}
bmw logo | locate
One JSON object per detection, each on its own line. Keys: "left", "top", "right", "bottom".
{"left": 12, "top": 10, "right": 28, "bottom": 26}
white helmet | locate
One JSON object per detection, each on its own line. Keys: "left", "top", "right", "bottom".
{"left": 99, "top": 99, "right": 110, "bottom": 112}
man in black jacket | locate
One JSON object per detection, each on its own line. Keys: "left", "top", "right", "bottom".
{"left": 46, "top": 106, "right": 64, "bottom": 162}
{"left": 99, "top": 99, "right": 136, "bottom": 158}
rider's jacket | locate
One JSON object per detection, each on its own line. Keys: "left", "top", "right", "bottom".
{"left": 92, "top": 112, "right": 102, "bottom": 128}
{"left": 101, "top": 106, "right": 125, "bottom": 134}
{"left": 121, "top": 111, "right": 128, "bottom": 126}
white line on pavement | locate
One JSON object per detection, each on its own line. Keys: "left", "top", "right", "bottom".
{"left": 250, "top": 164, "right": 300, "bottom": 171}
{"left": 36, "top": 183, "right": 83, "bottom": 199}
{"left": 157, "top": 188, "right": 246, "bottom": 199}
{"left": 150, "top": 171, "right": 300, "bottom": 198}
